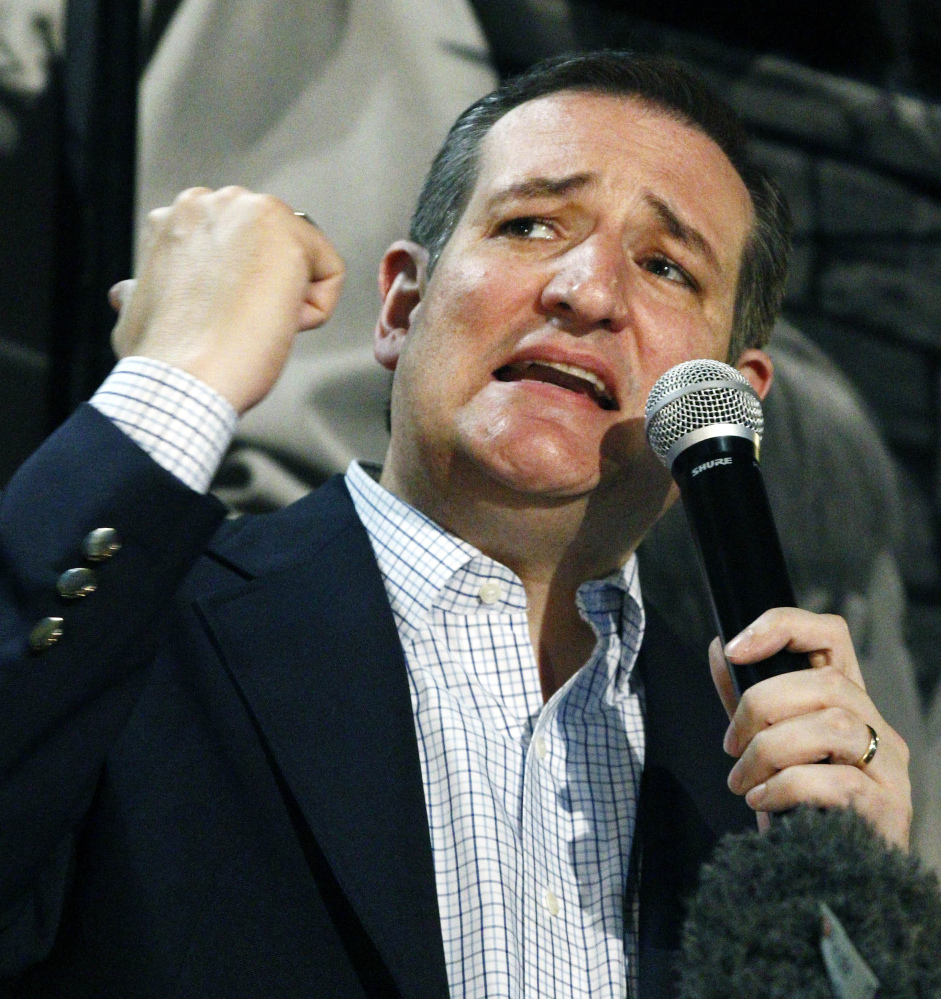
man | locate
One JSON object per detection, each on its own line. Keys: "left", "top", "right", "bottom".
{"left": 0, "top": 53, "right": 911, "bottom": 998}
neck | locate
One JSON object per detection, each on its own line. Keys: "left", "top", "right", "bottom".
{"left": 379, "top": 450, "right": 674, "bottom": 699}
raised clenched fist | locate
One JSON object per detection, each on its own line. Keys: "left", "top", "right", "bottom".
{"left": 109, "top": 186, "right": 345, "bottom": 414}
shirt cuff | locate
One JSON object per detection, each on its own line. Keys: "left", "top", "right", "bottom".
{"left": 90, "top": 357, "right": 238, "bottom": 494}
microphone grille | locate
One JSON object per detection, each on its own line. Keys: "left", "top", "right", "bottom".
{"left": 645, "top": 359, "right": 764, "bottom": 466}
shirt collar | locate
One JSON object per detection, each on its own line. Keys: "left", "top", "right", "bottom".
{"left": 346, "top": 461, "right": 479, "bottom": 642}
{"left": 576, "top": 559, "right": 645, "bottom": 703}
{"left": 345, "top": 461, "right": 645, "bottom": 693}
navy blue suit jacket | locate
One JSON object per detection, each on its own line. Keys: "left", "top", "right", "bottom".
{"left": 0, "top": 406, "right": 752, "bottom": 998}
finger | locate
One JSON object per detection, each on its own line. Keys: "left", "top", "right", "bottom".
{"left": 743, "top": 764, "right": 911, "bottom": 849}
{"left": 108, "top": 279, "right": 136, "bottom": 312}
{"left": 298, "top": 270, "right": 345, "bottom": 330}
{"left": 144, "top": 206, "right": 171, "bottom": 228}
{"left": 709, "top": 636, "right": 739, "bottom": 723}
{"left": 140, "top": 206, "right": 171, "bottom": 257}
{"left": 294, "top": 224, "right": 345, "bottom": 330}
{"left": 727, "top": 708, "right": 891, "bottom": 794}
{"left": 725, "top": 607, "right": 864, "bottom": 688}
{"left": 726, "top": 665, "right": 876, "bottom": 755}
{"left": 298, "top": 221, "right": 345, "bottom": 284}
{"left": 172, "top": 185, "right": 214, "bottom": 206}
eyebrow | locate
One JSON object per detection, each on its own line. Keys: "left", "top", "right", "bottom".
{"left": 484, "top": 173, "right": 595, "bottom": 211}
{"left": 645, "top": 193, "right": 720, "bottom": 272}
{"left": 483, "top": 176, "right": 725, "bottom": 271}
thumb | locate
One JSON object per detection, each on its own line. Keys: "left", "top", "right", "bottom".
{"left": 108, "top": 279, "right": 136, "bottom": 313}
{"left": 709, "top": 636, "right": 739, "bottom": 721}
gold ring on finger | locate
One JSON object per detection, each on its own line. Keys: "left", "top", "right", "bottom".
{"left": 855, "top": 724, "right": 879, "bottom": 768}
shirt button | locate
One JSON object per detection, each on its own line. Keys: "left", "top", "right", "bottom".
{"left": 534, "top": 736, "right": 548, "bottom": 759}
{"left": 478, "top": 581, "right": 504, "bottom": 605}
{"left": 545, "top": 890, "right": 560, "bottom": 917}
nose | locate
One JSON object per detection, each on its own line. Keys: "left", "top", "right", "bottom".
{"left": 540, "top": 234, "right": 631, "bottom": 332}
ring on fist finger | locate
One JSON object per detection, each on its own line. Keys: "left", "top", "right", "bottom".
{"left": 855, "top": 724, "right": 879, "bottom": 768}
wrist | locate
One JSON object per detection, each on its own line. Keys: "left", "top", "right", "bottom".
{"left": 91, "top": 357, "right": 238, "bottom": 493}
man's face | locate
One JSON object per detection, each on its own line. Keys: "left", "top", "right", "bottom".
{"left": 378, "top": 92, "right": 755, "bottom": 506}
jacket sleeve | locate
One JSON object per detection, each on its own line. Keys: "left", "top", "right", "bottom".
{"left": 0, "top": 404, "right": 228, "bottom": 974}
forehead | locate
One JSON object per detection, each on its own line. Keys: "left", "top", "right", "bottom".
{"left": 467, "top": 91, "right": 753, "bottom": 264}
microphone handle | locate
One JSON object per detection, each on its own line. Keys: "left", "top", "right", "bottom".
{"left": 671, "top": 435, "right": 810, "bottom": 696}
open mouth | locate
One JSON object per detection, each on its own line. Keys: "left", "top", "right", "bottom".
{"left": 494, "top": 360, "right": 618, "bottom": 411}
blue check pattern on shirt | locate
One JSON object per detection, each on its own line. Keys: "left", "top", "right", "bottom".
{"left": 347, "top": 461, "right": 646, "bottom": 999}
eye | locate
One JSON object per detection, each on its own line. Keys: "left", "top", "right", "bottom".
{"left": 643, "top": 255, "right": 697, "bottom": 289}
{"left": 497, "top": 216, "right": 555, "bottom": 240}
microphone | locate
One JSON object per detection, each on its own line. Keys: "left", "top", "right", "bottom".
{"left": 645, "top": 359, "right": 807, "bottom": 696}
{"left": 676, "top": 806, "right": 941, "bottom": 999}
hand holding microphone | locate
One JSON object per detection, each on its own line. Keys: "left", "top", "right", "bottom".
{"left": 645, "top": 360, "right": 912, "bottom": 847}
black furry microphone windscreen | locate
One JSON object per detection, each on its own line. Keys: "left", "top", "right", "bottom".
{"left": 677, "top": 807, "right": 941, "bottom": 998}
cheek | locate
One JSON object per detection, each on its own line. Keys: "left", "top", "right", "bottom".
{"left": 632, "top": 295, "right": 732, "bottom": 376}
{"left": 428, "top": 248, "right": 543, "bottom": 333}
{"left": 428, "top": 256, "right": 499, "bottom": 321}
{"left": 411, "top": 266, "right": 538, "bottom": 382}
{"left": 392, "top": 284, "right": 505, "bottom": 426}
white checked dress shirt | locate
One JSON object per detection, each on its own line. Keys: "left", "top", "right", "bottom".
{"left": 92, "top": 357, "right": 648, "bottom": 999}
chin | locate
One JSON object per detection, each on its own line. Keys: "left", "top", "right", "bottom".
{"left": 464, "top": 429, "right": 605, "bottom": 500}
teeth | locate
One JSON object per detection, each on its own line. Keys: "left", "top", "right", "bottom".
{"left": 528, "top": 360, "right": 612, "bottom": 400}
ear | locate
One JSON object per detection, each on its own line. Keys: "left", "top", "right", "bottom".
{"left": 735, "top": 348, "right": 774, "bottom": 401}
{"left": 374, "top": 240, "right": 429, "bottom": 372}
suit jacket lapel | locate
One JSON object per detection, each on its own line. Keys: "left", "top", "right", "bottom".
{"left": 194, "top": 478, "right": 450, "bottom": 999}
{"left": 636, "top": 600, "right": 754, "bottom": 999}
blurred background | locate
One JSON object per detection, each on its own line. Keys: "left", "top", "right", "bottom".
{"left": 2, "top": 0, "right": 940, "bottom": 859}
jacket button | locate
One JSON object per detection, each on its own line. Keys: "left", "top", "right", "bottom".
{"left": 29, "top": 617, "right": 64, "bottom": 651}
{"left": 57, "top": 567, "right": 97, "bottom": 599}
{"left": 83, "top": 527, "right": 121, "bottom": 561}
